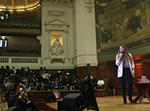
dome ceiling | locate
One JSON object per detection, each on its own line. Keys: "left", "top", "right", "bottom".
{"left": 0, "top": 0, "right": 40, "bottom": 10}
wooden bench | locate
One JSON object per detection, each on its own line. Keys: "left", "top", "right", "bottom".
{"left": 27, "top": 78, "right": 110, "bottom": 110}
{"left": 27, "top": 90, "right": 79, "bottom": 110}
{"left": 5, "top": 78, "right": 110, "bottom": 110}
{"left": 94, "top": 78, "right": 110, "bottom": 97}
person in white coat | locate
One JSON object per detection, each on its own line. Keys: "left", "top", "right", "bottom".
{"left": 115, "top": 44, "right": 135, "bottom": 104}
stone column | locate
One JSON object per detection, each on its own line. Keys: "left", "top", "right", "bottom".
{"left": 75, "top": 0, "right": 98, "bottom": 67}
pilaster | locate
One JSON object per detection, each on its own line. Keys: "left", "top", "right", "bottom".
{"left": 75, "top": 0, "right": 98, "bottom": 67}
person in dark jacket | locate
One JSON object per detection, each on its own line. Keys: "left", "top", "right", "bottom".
{"left": 18, "top": 91, "right": 38, "bottom": 111}
{"left": 7, "top": 84, "right": 16, "bottom": 93}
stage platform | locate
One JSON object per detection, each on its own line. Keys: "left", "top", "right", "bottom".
{"left": 45, "top": 95, "right": 150, "bottom": 111}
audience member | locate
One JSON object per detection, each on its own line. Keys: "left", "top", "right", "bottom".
{"left": 26, "top": 67, "right": 31, "bottom": 76}
{"left": 18, "top": 91, "right": 38, "bottom": 111}
{"left": 45, "top": 77, "right": 52, "bottom": 89}
{"left": 52, "top": 80, "right": 61, "bottom": 99}
{"left": 4, "top": 78, "right": 10, "bottom": 88}
{"left": 12, "top": 67, "right": 16, "bottom": 74}
{"left": 52, "top": 80, "right": 60, "bottom": 89}
{"left": 23, "top": 81, "right": 27, "bottom": 90}
{"left": 32, "top": 74, "right": 37, "bottom": 82}
{"left": 97, "top": 79, "right": 105, "bottom": 89}
{"left": 36, "top": 82, "right": 47, "bottom": 91}
{"left": 38, "top": 73, "right": 45, "bottom": 83}
{"left": 58, "top": 75, "right": 63, "bottom": 86}
{"left": 22, "top": 67, "right": 27, "bottom": 77}
{"left": 16, "top": 74, "right": 21, "bottom": 85}
{"left": 28, "top": 77, "right": 34, "bottom": 87}
{"left": 39, "top": 67, "right": 43, "bottom": 73}
{"left": 40, "top": 82, "right": 47, "bottom": 91}
{"left": 1, "top": 83, "right": 6, "bottom": 92}
{"left": 7, "top": 84, "right": 16, "bottom": 93}
{"left": 42, "top": 67, "right": 47, "bottom": 74}
{"left": 16, "top": 83, "right": 25, "bottom": 92}
{"left": 64, "top": 83, "right": 72, "bottom": 90}
{"left": 34, "top": 78, "right": 39, "bottom": 87}
{"left": 62, "top": 76, "right": 70, "bottom": 86}
{"left": 45, "top": 71, "right": 51, "bottom": 79}
{"left": 5, "top": 65, "right": 11, "bottom": 77}
{"left": 25, "top": 84, "right": 31, "bottom": 92}
{"left": 0, "top": 66, "right": 6, "bottom": 77}
{"left": 7, "top": 92, "right": 17, "bottom": 107}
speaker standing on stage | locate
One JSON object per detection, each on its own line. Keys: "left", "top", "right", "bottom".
{"left": 115, "top": 45, "right": 135, "bottom": 104}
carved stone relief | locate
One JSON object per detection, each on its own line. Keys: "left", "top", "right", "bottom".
{"left": 84, "top": 0, "right": 95, "bottom": 13}
{"left": 47, "top": 11, "right": 65, "bottom": 17}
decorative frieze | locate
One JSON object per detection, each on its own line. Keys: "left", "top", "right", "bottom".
{"left": 42, "top": 0, "right": 73, "bottom": 7}
{"left": 47, "top": 10, "right": 65, "bottom": 17}
{"left": 84, "top": 0, "right": 95, "bottom": 13}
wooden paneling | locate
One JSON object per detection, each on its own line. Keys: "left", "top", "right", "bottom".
{"left": 26, "top": 78, "right": 111, "bottom": 110}
{"left": 27, "top": 89, "right": 110, "bottom": 110}
{"left": 107, "top": 53, "right": 150, "bottom": 95}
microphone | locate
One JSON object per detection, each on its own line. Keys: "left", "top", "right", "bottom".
{"left": 119, "top": 50, "right": 124, "bottom": 59}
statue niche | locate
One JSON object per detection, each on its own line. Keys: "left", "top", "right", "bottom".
{"left": 50, "top": 38, "right": 64, "bottom": 56}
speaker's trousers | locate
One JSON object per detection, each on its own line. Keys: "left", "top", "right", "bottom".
{"left": 119, "top": 68, "right": 133, "bottom": 101}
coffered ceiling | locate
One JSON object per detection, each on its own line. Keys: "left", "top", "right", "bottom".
{"left": 0, "top": 0, "right": 40, "bottom": 10}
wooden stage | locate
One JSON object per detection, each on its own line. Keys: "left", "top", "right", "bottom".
{"left": 45, "top": 95, "right": 150, "bottom": 111}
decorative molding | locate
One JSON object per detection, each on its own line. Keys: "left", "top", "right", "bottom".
{"left": 44, "top": 19, "right": 69, "bottom": 32}
{"left": 50, "top": 55, "right": 65, "bottom": 63}
{"left": 45, "top": 19, "right": 69, "bottom": 26}
{"left": 84, "top": 0, "right": 95, "bottom": 13}
{"left": 0, "top": 28, "right": 41, "bottom": 36}
{"left": 37, "top": 36, "right": 41, "bottom": 44}
{"left": 47, "top": 10, "right": 65, "bottom": 17}
{"left": 42, "top": 0, "right": 73, "bottom": 7}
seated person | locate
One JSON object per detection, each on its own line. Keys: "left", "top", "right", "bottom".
{"left": 52, "top": 80, "right": 61, "bottom": 99}
{"left": 7, "top": 92, "right": 18, "bottom": 108}
{"left": 34, "top": 78, "right": 39, "bottom": 87}
{"left": 36, "top": 82, "right": 47, "bottom": 91}
{"left": 25, "top": 84, "right": 31, "bottom": 92}
{"left": 4, "top": 78, "right": 11, "bottom": 88}
{"left": 40, "top": 82, "right": 47, "bottom": 91}
{"left": 7, "top": 84, "right": 16, "bottom": 93}
{"left": 28, "top": 77, "right": 34, "bottom": 88}
{"left": 52, "top": 80, "right": 60, "bottom": 89}
{"left": 45, "top": 76, "right": 52, "bottom": 89}
{"left": 1, "top": 83, "right": 7, "bottom": 92}
{"left": 22, "top": 81, "right": 27, "bottom": 90}
{"left": 18, "top": 91, "right": 38, "bottom": 111}
{"left": 97, "top": 80, "right": 105, "bottom": 89}
{"left": 64, "top": 83, "right": 72, "bottom": 90}
{"left": 73, "top": 79, "right": 80, "bottom": 90}
{"left": 16, "top": 83, "right": 25, "bottom": 92}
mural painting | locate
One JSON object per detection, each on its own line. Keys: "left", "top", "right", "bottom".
{"left": 95, "top": 0, "right": 150, "bottom": 52}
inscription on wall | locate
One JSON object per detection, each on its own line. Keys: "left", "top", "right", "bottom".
{"left": 47, "top": 10, "right": 66, "bottom": 17}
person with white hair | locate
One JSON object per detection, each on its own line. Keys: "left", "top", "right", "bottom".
{"left": 16, "top": 83, "right": 25, "bottom": 92}
{"left": 97, "top": 80, "right": 105, "bottom": 89}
